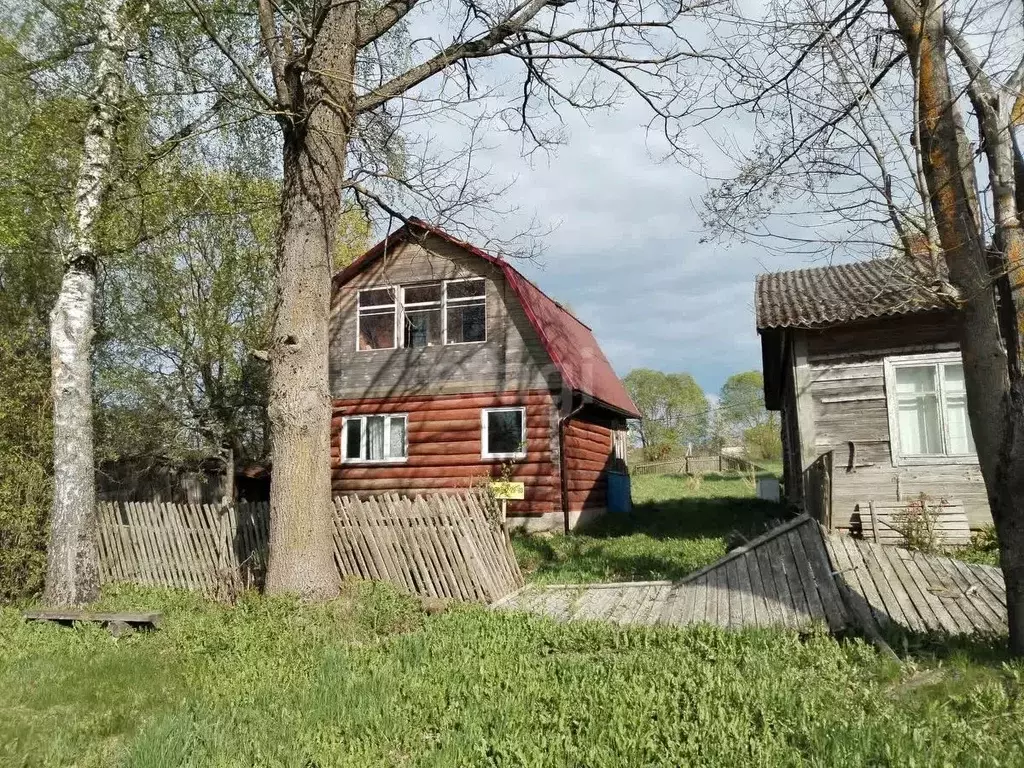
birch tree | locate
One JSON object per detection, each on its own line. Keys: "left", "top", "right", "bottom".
{"left": 179, "top": 0, "right": 717, "bottom": 598}
{"left": 43, "top": 0, "right": 131, "bottom": 606}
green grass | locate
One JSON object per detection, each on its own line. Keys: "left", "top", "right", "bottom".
{"left": 513, "top": 473, "right": 784, "bottom": 584}
{"left": 2, "top": 584, "right": 1023, "bottom": 767}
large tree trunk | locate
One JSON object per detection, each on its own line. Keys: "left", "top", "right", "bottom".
{"left": 885, "top": 0, "right": 1024, "bottom": 653}
{"left": 44, "top": 0, "right": 128, "bottom": 607}
{"left": 263, "top": 3, "right": 359, "bottom": 598}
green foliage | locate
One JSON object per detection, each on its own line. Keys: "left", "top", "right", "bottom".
{"left": 513, "top": 473, "right": 785, "bottom": 584}
{"left": 959, "top": 526, "right": 1000, "bottom": 566}
{"left": 623, "top": 368, "right": 709, "bottom": 460}
{"left": 743, "top": 421, "right": 783, "bottom": 460}
{"left": 719, "top": 370, "right": 770, "bottom": 432}
{"left": 96, "top": 169, "right": 278, "bottom": 465}
{"left": 2, "top": 579, "right": 1023, "bottom": 766}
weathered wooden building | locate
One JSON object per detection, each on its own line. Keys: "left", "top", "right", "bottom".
{"left": 329, "top": 219, "right": 638, "bottom": 531}
{"left": 756, "top": 257, "right": 992, "bottom": 529}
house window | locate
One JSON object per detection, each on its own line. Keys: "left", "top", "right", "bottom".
{"left": 445, "top": 278, "right": 486, "bottom": 344}
{"left": 883, "top": 353, "right": 976, "bottom": 464}
{"left": 402, "top": 283, "right": 442, "bottom": 348}
{"left": 482, "top": 407, "right": 526, "bottom": 459}
{"left": 342, "top": 414, "right": 407, "bottom": 462}
{"left": 357, "top": 288, "right": 396, "bottom": 350}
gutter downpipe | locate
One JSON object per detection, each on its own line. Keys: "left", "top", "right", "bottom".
{"left": 558, "top": 393, "right": 587, "bottom": 535}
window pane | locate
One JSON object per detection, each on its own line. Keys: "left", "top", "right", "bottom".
{"left": 389, "top": 417, "right": 407, "bottom": 458}
{"left": 487, "top": 409, "right": 524, "bottom": 455}
{"left": 943, "top": 363, "right": 965, "bottom": 393}
{"left": 897, "top": 394, "right": 943, "bottom": 454}
{"left": 404, "top": 308, "right": 442, "bottom": 348}
{"left": 403, "top": 283, "right": 441, "bottom": 304}
{"left": 358, "top": 311, "right": 395, "bottom": 350}
{"left": 895, "top": 365, "right": 936, "bottom": 395}
{"left": 447, "top": 279, "right": 485, "bottom": 300}
{"left": 447, "top": 302, "right": 485, "bottom": 343}
{"left": 366, "top": 416, "right": 386, "bottom": 460}
{"left": 359, "top": 288, "right": 395, "bottom": 307}
{"left": 344, "top": 419, "right": 361, "bottom": 460}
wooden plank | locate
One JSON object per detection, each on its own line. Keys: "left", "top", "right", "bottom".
{"left": 752, "top": 545, "right": 782, "bottom": 627}
{"left": 726, "top": 557, "right": 745, "bottom": 629}
{"left": 852, "top": 538, "right": 910, "bottom": 629}
{"left": 896, "top": 549, "right": 961, "bottom": 634}
{"left": 827, "top": 534, "right": 883, "bottom": 634}
{"left": 642, "top": 584, "right": 674, "bottom": 625}
{"left": 797, "top": 524, "right": 847, "bottom": 630}
{"left": 771, "top": 536, "right": 809, "bottom": 627}
{"left": 863, "top": 540, "right": 926, "bottom": 632}
{"left": 338, "top": 498, "right": 376, "bottom": 580}
{"left": 931, "top": 556, "right": 1004, "bottom": 634}
{"left": 123, "top": 502, "right": 155, "bottom": 586}
{"left": 911, "top": 551, "right": 976, "bottom": 634}
{"left": 421, "top": 496, "right": 465, "bottom": 601}
{"left": 786, "top": 529, "right": 827, "bottom": 625}
{"left": 440, "top": 494, "right": 490, "bottom": 600}
{"left": 23, "top": 610, "right": 162, "bottom": 628}
{"left": 367, "top": 495, "right": 416, "bottom": 593}
{"left": 965, "top": 563, "right": 1008, "bottom": 618}
{"left": 160, "top": 503, "right": 197, "bottom": 593}
{"left": 868, "top": 501, "right": 880, "bottom": 543}
{"left": 762, "top": 538, "right": 795, "bottom": 628}
{"left": 413, "top": 496, "right": 455, "bottom": 599}
{"left": 882, "top": 545, "right": 943, "bottom": 632}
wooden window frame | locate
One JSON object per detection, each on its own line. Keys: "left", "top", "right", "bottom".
{"left": 481, "top": 406, "right": 527, "bottom": 460}
{"left": 355, "top": 286, "right": 397, "bottom": 351}
{"left": 401, "top": 282, "right": 443, "bottom": 349}
{"left": 882, "top": 351, "right": 976, "bottom": 467}
{"left": 341, "top": 413, "right": 409, "bottom": 464}
{"left": 443, "top": 277, "right": 487, "bottom": 346}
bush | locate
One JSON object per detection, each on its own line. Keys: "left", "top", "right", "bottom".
{"left": 0, "top": 331, "right": 52, "bottom": 603}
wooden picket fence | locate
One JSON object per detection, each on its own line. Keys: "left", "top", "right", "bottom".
{"left": 96, "top": 492, "right": 523, "bottom": 603}
{"left": 630, "top": 455, "right": 760, "bottom": 477}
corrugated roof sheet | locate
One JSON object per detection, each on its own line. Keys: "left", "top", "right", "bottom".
{"left": 755, "top": 257, "right": 958, "bottom": 329}
{"left": 334, "top": 220, "right": 641, "bottom": 419}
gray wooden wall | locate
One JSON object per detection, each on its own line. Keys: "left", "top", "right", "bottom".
{"left": 792, "top": 312, "right": 991, "bottom": 529}
{"left": 330, "top": 236, "right": 561, "bottom": 400}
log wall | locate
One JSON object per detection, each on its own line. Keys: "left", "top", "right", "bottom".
{"left": 331, "top": 389, "right": 560, "bottom": 519}
{"left": 562, "top": 407, "right": 622, "bottom": 512}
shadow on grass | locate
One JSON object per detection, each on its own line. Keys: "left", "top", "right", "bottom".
{"left": 512, "top": 474, "right": 790, "bottom": 584}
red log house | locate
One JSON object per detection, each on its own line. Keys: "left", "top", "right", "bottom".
{"left": 329, "top": 219, "right": 640, "bottom": 531}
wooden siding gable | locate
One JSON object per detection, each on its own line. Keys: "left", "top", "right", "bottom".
{"left": 329, "top": 236, "right": 561, "bottom": 399}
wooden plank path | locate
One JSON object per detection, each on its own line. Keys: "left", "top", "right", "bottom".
{"left": 495, "top": 515, "right": 1006, "bottom": 638}
{"left": 494, "top": 516, "right": 850, "bottom": 631}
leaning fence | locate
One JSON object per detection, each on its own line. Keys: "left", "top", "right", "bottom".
{"left": 96, "top": 492, "right": 523, "bottom": 604}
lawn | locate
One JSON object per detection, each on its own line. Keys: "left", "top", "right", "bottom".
{"left": 513, "top": 472, "right": 785, "bottom": 584}
{"left": 4, "top": 474, "right": 1022, "bottom": 766}
{"left": 2, "top": 584, "right": 1023, "bottom": 768}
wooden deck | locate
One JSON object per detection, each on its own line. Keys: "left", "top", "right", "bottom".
{"left": 495, "top": 515, "right": 1006, "bottom": 638}
{"left": 494, "top": 516, "right": 850, "bottom": 632}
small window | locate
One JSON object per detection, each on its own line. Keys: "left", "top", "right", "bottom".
{"left": 445, "top": 279, "right": 486, "bottom": 344}
{"left": 482, "top": 407, "right": 526, "bottom": 459}
{"left": 884, "top": 353, "right": 976, "bottom": 464}
{"left": 402, "top": 283, "right": 442, "bottom": 348}
{"left": 342, "top": 414, "right": 408, "bottom": 462}
{"left": 357, "top": 288, "right": 396, "bottom": 350}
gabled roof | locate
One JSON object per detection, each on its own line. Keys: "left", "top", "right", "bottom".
{"left": 334, "top": 219, "right": 641, "bottom": 419}
{"left": 755, "top": 257, "right": 958, "bottom": 330}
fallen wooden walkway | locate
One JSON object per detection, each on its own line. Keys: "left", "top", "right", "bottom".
{"left": 496, "top": 515, "right": 1006, "bottom": 638}
{"left": 825, "top": 534, "right": 1006, "bottom": 636}
{"left": 494, "top": 516, "right": 849, "bottom": 632}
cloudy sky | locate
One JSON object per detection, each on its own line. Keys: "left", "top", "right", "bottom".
{"left": 394, "top": 1, "right": 862, "bottom": 397}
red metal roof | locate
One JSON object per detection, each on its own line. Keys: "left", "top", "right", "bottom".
{"left": 334, "top": 219, "right": 640, "bottom": 418}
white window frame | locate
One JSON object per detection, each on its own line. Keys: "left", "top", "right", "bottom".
{"left": 355, "top": 286, "right": 397, "bottom": 351}
{"left": 401, "top": 282, "right": 443, "bottom": 349}
{"left": 341, "top": 414, "right": 408, "bottom": 463}
{"left": 481, "top": 406, "right": 527, "bottom": 460}
{"left": 883, "top": 351, "right": 976, "bottom": 466}
{"left": 356, "top": 278, "right": 487, "bottom": 350}
{"left": 443, "top": 277, "right": 487, "bottom": 346}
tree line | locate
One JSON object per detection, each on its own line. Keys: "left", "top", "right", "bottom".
{"left": 622, "top": 369, "right": 780, "bottom": 463}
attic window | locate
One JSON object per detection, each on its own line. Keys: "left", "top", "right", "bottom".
{"left": 357, "top": 288, "right": 396, "bottom": 350}
{"left": 402, "top": 283, "right": 442, "bottom": 348}
{"left": 445, "top": 279, "right": 486, "bottom": 344}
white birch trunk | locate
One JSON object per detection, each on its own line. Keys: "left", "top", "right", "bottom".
{"left": 44, "top": 0, "right": 129, "bottom": 606}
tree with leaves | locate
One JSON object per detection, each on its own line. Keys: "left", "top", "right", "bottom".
{"left": 623, "top": 369, "right": 709, "bottom": 460}
{"left": 177, "top": 0, "right": 718, "bottom": 597}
